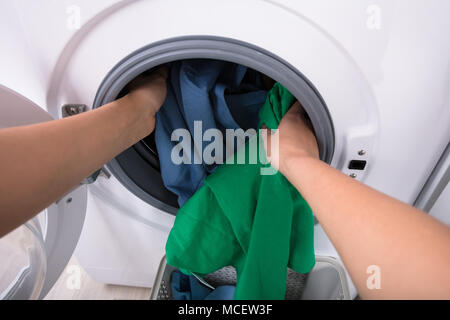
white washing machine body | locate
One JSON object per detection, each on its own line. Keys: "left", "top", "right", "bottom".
{"left": 0, "top": 0, "right": 449, "bottom": 299}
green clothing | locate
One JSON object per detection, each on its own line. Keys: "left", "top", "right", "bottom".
{"left": 165, "top": 83, "right": 315, "bottom": 300}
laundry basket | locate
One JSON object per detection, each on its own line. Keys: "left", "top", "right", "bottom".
{"left": 150, "top": 255, "right": 351, "bottom": 300}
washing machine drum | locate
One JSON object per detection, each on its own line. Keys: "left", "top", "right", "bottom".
{"left": 93, "top": 37, "right": 335, "bottom": 215}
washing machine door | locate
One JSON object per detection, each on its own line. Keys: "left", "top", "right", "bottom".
{"left": 0, "top": 85, "right": 87, "bottom": 299}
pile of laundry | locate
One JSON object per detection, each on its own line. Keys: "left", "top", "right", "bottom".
{"left": 155, "top": 59, "right": 315, "bottom": 300}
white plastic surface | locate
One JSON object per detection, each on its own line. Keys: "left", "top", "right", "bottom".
{"left": 74, "top": 178, "right": 174, "bottom": 287}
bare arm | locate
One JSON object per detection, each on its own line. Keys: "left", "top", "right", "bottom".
{"left": 0, "top": 67, "right": 168, "bottom": 237}
{"left": 264, "top": 102, "right": 450, "bottom": 299}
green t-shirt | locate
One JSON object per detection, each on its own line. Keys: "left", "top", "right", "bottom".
{"left": 166, "top": 83, "right": 315, "bottom": 300}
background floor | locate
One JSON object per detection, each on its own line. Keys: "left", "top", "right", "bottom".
{"left": 44, "top": 256, "right": 151, "bottom": 300}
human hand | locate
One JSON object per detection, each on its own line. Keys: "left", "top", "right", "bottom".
{"left": 126, "top": 65, "right": 169, "bottom": 115}
{"left": 262, "top": 101, "right": 319, "bottom": 175}
{"left": 122, "top": 65, "right": 169, "bottom": 133}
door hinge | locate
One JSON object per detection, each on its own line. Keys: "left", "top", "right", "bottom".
{"left": 61, "top": 104, "right": 87, "bottom": 117}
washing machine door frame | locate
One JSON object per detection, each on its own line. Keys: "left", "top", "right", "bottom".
{"left": 0, "top": 85, "right": 88, "bottom": 299}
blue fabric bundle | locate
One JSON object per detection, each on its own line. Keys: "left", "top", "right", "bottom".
{"left": 155, "top": 60, "right": 267, "bottom": 206}
{"left": 171, "top": 270, "right": 235, "bottom": 300}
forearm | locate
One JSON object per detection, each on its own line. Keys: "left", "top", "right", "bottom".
{"left": 283, "top": 155, "right": 450, "bottom": 299}
{"left": 0, "top": 96, "right": 153, "bottom": 237}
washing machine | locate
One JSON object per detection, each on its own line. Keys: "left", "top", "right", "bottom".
{"left": 0, "top": 0, "right": 449, "bottom": 300}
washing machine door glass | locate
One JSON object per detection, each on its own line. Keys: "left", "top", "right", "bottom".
{"left": 0, "top": 85, "right": 87, "bottom": 299}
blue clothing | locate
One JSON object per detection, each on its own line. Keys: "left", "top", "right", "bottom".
{"left": 155, "top": 60, "right": 267, "bottom": 206}
{"left": 171, "top": 270, "right": 235, "bottom": 300}
{"left": 171, "top": 270, "right": 211, "bottom": 300}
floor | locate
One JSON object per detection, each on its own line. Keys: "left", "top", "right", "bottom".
{"left": 44, "top": 256, "right": 152, "bottom": 300}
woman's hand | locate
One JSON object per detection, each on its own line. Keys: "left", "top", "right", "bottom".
{"left": 124, "top": 65, "right": 169, "bottom": 132}
{"left": 262, "top": 101, "right": 319, "bottom": 175}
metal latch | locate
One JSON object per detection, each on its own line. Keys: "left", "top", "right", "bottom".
{"left": 81, "top": 167, "right": 111, "bottom": 184}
